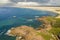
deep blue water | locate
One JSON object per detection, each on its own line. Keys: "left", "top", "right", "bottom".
{"left": 0, "top": 7, "right": 58, "bottom": 40}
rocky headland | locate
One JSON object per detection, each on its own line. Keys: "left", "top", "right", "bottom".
{"left": 6, "top": 16, "right": 60, "bottom": 40}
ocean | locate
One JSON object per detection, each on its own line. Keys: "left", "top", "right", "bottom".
{"left": 0, "top": 7, "right": 57, "bottom": 40}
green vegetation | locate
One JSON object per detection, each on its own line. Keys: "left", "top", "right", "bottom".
{"left": 38, "top": 16, "right": 60, "bottom": 40}
{"left": 53, "top": 18, "right": 60, "bottom": 28}
{"left": 49, "top": 18, "right": 60, "bottom": 35}
{"left": 37, "top": 32, "right": 55, "bottom": 40}
{"left": 7, "top": 16, "right": 60, "bottom": 40}
{"left": 42, "top": 16, "right": 60, "bottom": 32}
{"left": 50, "top": 27, "right": 60, "bottom": 35}
{"left": 46, "top": 17, "right": 60, "bottom": 40}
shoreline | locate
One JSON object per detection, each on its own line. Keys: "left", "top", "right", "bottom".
{"left": 15, "top": 6, "right": 60, "bottom": 18}
{"left": 2, "top": 6, "right": 60, "bottom": 18}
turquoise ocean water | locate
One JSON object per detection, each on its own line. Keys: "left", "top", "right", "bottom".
{"left": 0, "top": 7, "right": 58, "bottom": 40}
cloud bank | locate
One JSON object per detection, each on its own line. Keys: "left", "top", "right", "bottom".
{"left": 0, "top": 0, "right": 11, "bottom": 4}
{"left": 0, "top": 0, "right": 60, "bottom": 6}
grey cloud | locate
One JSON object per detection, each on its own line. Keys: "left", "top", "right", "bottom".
{"left": 0, "top": 0, "right": 60, "bottom": 6}
{"left": 10, "top": 0, "right": 50, "bottom": 3}
{"left": 10, "top": 0, "right": 24, "bottom": 3}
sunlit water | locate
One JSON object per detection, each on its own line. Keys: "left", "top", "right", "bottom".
{"left": 0, "top": 7, "right": 58, "bottom": 40}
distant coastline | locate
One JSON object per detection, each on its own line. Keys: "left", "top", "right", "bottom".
{"left": 14, "top": 6, "right": 60, "bottom": 18}
{"left": 1, "top": 6, "right": 60, "bottom": 18}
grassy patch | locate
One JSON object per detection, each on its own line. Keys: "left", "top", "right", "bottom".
{"left": 36, "top": 32, "right": 55, "bottom": 40}
{"left": 49, "top": 27, "right": 60, "bottom": 35}
{"left": 53, "top": 18, "right": 60, "bottom": 28}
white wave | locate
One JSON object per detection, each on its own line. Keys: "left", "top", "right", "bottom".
{"left": 35, "top": 16, "right": 39, "bottom": 18}
{"left": 13, "top": 16, "right": 16, "bottom": 18}
{"left": 0, "top": 32, "right": 4, "bottom": 35}
{"left": 5, "top": 30, "right": 11, "bottom": 35}
{"left": 27, "top": 19, "right": 33, "bottom": 22}
{"left": 5, "top": 27, "right": 16, "bottom": 36}
{"left": 0, "top": 29, "right": 6, "bottom": 35}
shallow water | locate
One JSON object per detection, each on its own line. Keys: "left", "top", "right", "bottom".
{"left": 0, "top": 7, "right": 57, "bottom": 40}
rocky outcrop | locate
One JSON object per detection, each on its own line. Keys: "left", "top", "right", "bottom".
{"left": 37, "top": 16, "right": 56, "bottom": 30}
{"left": 6, "top": 25, "right": 44, "bottom": 40}
{"left": 6, "top": 16, "right": 57, "bottom": 40}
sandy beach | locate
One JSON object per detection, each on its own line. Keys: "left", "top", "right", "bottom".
{"left": 28, "top": 7, "right": 60, "bottom": 18}
{"left": 15, "top": 6, "right": 60, "bottom": 18}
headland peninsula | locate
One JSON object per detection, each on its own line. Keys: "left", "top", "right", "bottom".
{"left": 5, "top": 6, "right": 60, "bottom": 40}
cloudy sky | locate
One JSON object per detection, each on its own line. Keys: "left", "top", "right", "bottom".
{"left": 0, "top": 0, "right": 60, "bottom": 6}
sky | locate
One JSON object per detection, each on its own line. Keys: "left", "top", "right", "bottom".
{"left": 0, "top": 0, "right": 60, "bottom": 6}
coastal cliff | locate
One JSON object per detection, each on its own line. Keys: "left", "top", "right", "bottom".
{"left": 6, "top": 26, "right": 45, "bottom": 40}
{"left": 6, "top": 16, "right": 60, "bottom": 40}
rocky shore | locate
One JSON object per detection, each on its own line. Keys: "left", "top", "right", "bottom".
{"left": 6, "top": 16, "right": 58, "bottom": 40}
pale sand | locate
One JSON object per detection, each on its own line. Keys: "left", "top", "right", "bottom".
{"left": 27, "top": 7, "right": 60, "bottom": 18}
{"left": 14, "top": 6, "right": 60, "bottom": 18}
